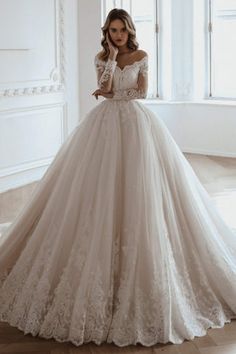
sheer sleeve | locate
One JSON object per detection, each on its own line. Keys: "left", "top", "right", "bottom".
{"left": 94, "top": 55, "right": 117, "bottom": 91}
{"left": 112, "top": 55, "right": 148, "bottom": 100}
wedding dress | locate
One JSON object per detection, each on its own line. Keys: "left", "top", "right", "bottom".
{"left": 0, "top": 53, "right": 236, "bottom": 348}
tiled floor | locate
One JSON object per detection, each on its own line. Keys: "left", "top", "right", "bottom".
{"left": 0, "top": 152, "right": 236, "bottom": 353}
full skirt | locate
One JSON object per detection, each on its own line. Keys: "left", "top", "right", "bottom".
{"left": 0, "top": 99, "right": 236, "bottom": 347}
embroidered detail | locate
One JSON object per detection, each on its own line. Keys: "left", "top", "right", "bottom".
{"left": 112, "top": 88, "right": 147, "bottom": 100}
{"left": 94, "top": 55, "right": 148, "bottom": 100}
{"left": 139, "top": 56, "right": 148, "bottom": 77}
{"left": 94, "top": 56, "right": 117, "bottom": 89}
{"left": 114, "top": 56, "right": 148, "bottom": 74}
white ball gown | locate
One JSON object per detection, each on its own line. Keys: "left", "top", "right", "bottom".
{"left": 0, "top": 53, "right": 236, "bottom": 348}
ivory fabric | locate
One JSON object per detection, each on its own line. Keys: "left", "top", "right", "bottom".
{"left": 0, "top": 55, "right": 236, "bottom": 347}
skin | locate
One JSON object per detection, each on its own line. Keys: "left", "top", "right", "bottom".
{"left": 92, "top": 19, "right": 145, "bottom": 100}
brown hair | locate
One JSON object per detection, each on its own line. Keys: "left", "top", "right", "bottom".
{"left": 98, "top": 8, "right": 139, "bottom": 61}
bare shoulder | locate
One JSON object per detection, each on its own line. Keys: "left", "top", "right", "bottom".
{"left": 135, "top": 49, "right": 148, "bottom": 60}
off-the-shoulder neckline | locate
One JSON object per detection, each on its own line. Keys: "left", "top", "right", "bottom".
{"left": 95, "top": 55, "right": 148, "bottom": 72}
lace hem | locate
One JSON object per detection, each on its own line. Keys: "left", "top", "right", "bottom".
{"left": 1, "top": 226, "right": 236, "bottom": 347}
{"left": 0, "top": 312, "right": 235, "bottom": 347}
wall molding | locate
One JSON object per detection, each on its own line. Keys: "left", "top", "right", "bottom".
{"left": 0, "top": 101, "right": 66, "bottom": 115}
{"left": 0, "top": 162, "right": 52, "bottom": 193}
{"left": 0, "top": 102, "right": 68, "bottom": 173}
{"left": 0, "top": 0, "right": 66, "bottom": 97}
{"left": 0, "top": 157, "right": 54, "bottom": 179}
{"left": 0, "top": 101, "right": 69, "bottom": 143}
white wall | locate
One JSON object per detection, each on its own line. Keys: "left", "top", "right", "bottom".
{"left": 0, "top": 0, "right": 80, "bottom": 193}
{"left": 77, "top": 0, "right": 102, "bottom": 118}
{"left": 64, "top": 0, "right": 80, "bottom": 133}
{"left": 146, "top": 101, "right": 236, "bottom": 157}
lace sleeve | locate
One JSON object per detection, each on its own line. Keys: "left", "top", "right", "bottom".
{"left": 94, "top": 55, "right": 117, "bottom": 91}
{"left": 113, "top": 55, "right": 148, "bottom": 100}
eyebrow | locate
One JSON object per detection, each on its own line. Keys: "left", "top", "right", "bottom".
{"left": 110, "top": 27, "right": 126, "bottom": 30}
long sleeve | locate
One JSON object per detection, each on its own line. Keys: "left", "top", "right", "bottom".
{"left": 94, "top": 55, "right": 117, "bottom": 91}
{"left": 112, "top": 55, "right": 148, "bottom": 100}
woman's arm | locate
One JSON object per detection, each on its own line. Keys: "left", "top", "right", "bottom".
{"left": 94, "top": 54, "right": 117, "bottom": 93}
{"left": 94, "top": 33, "right": 118, "bottom": 93}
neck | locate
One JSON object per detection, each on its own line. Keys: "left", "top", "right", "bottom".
{"left": 117, "top": 44, "right": 130, "bottom": 54}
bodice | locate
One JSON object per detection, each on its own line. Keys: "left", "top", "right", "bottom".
{"left": 94, "top": 55, "right": 148, "bottom": 91}
{"left": 113, "top": 56, "right": 148, "bottom": 91}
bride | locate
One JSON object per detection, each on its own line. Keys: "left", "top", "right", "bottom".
{"left": 0, "top": 7, "right": 236, "bottom": 348}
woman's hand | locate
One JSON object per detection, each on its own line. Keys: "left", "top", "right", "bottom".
{"left": 92, "top": 89, "right": 114, "bottom": 100}
{"left": 106, "top": 32, "right": 118, "bottom": 59}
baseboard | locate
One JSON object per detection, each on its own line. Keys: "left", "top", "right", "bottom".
{"left": 182, "top": 148, "right": 236, "bottom": 158}
{"left": 0, "top": 158, "right": 53, "bottom": 193}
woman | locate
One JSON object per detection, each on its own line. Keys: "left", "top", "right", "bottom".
{"left": 0, "top": 8, "right": 236, "bottom": 348}
{"left": 92, "top": 8, "right": 148, "bottom": 101}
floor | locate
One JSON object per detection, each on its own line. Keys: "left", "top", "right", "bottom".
{"left": 0, "top": 152, "right": 236, "bottom": 353}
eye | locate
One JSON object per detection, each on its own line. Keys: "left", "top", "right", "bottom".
{"left": 110, "top": 28, "right": 116, "bottom": 33}
{"left": 121, "top": 28, "right": 127, "bottom": 32}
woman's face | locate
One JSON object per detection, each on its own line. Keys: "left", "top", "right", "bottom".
{"left": 108, "top": 19, "right": 129, "bottom": 47}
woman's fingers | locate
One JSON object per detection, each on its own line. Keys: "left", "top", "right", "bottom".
{"left": 92, "top": 89, "right": 113, "bottom": 100}
{"left": 92, "top": 90, "right": 100, "bottom": 99}
{"left": 106, "top": 32, "right": 113, "bottom": 49}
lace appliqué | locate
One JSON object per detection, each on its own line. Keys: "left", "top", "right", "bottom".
{"left": 139, "top": 56, "right": 148, "bottom": 77}
{"left": 0, "top": 225, "right": 235, "bottom": 347}
{"left": 112, "top": 88, "right": 147, "bottom": 100}
{"left": 112, "top": 56, "right": 148, "bottom": 100}
{"left": 94, "top": 56, "right": 117, "bottom": 90}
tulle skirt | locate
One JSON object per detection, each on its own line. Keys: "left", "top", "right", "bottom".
{"left": 0, "top": 99, "right": 236, "bottom": 347}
